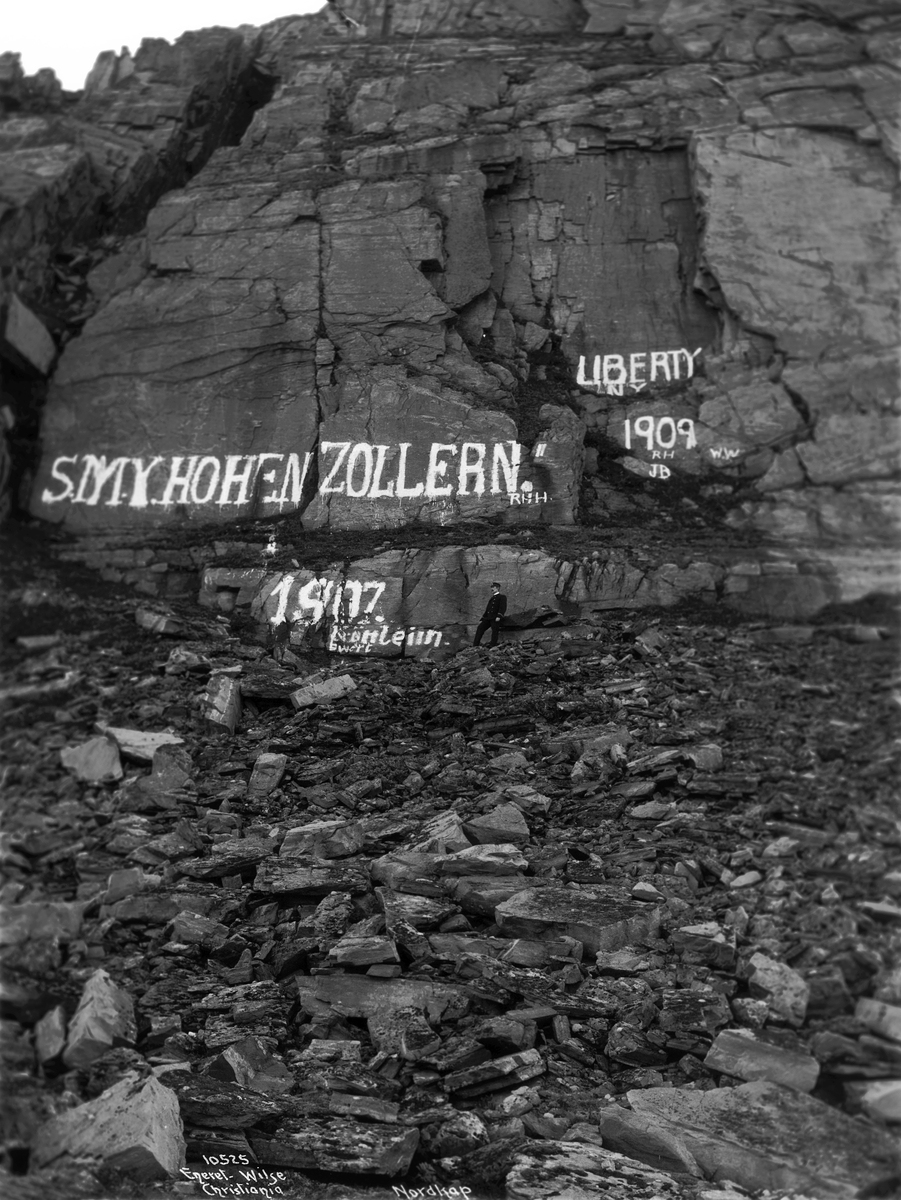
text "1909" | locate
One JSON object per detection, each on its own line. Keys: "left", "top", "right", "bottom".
{"left": 624, "top": 417, "right": 696, "bottom": 451}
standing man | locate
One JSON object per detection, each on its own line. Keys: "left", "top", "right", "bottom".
{"left": 474, "top": 581, "right": 507, "bottom": 648}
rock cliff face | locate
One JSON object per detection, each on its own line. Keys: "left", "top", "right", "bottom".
{"left": 2, "top": 0, "right": 899, "bottom": 625}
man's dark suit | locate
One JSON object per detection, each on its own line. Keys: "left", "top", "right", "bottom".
{"left": 474, "top": 589, "right": 507, "bottom": 647}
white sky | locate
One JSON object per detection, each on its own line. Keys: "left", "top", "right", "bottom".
{"left": 4, "top": 0, "right": 324, "bottom": 91}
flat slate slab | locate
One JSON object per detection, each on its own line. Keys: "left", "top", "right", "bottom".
{"left": 628, "top": 1080, "right": 899, "bottom": 1198}
{"left": 178, "top": 837, "right": 278, "bottom": 880}
{"left": 494, "top": 886, "right": 661, "bottom": 955}
{"left": 303, "top": 974, "right": 470, "bottom": 1022}
{"left": 253, "top": 856, "right": 370, "bottom": 896}
{"left": 100, "top": 726, "right": 184, "bottom": 763}
{"left": 704, "top": 1028, "right": 820, "bottom": 1092}
{"left": 249, "top": 1117, "right": 418, "bottom": 1175}
{"left": 505, "top": 1141, "right": 689, "bottom": 1199}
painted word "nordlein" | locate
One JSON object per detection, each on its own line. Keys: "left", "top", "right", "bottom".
{"left": 328, "top": 625, "right": 443, "bottom": 653}
{"left": 577, "top": 348, "right": 702, "bottom": 393}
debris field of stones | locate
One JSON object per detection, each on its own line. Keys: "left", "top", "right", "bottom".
{"left": 1, "top": 567, "right": 899, "bottom": 1200}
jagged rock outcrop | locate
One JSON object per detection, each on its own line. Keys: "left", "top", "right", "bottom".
{"left": 3, "top": 0, "right": 900, "bottom": 605}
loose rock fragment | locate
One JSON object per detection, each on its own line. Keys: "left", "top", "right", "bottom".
{"left": 747, "top": 952, "right": 810, "bottom": 1027}
{"left": 856, "top": 997, "right": 901, "bottom": 1042}
{"left": 595, "top": 1105, "right": 703, "bottom": 1176}
{"left": 495, "top": 886, "right": 661, "bottom": 954}
{"left": 60, "top": 736, "right": 123, "bottom": 783}
{"left": 99, "top": 726, "right": 184, "bottom": 763}
{"left": 253, "top": 857, "right": 370, "bottom": 896}
{"left": 290, "top": 674, "right": 356, "bottom": 708}
{"left": 172, "top": 1074, "right": 287, "bottom": 1128}
{"left": 464, "top": 803, "right": 530, "bottom": 845}
{"left": 444, "top": 1047, "right": 545, "bottom": 1097}
{"left": 34, "top": 1005, "right": 67, "bottom": 1064}
{"left": 329, "top": 935, "right": 400, "bottom": 966}
{"left": 704, "top": 1028, "right": 820, "bottom": 1092}
{"left": 0, "top": 900, "right": 84, "bottom": 946}
{"left": 206, "top": 1037, "right": 294, "bottom": 1096}
{"left": 63, "top": 969, "right": 137, "bottom": 1069}
{"left": 861, "top": 1079, "right": 901, "bottom": 1122}
{"left": 248, "top": 1118, "right": 418, "bottom": 1175}
{"left": 505, "top": 1141, "right": 686, "bottom": 1199}
{"left": 628, "top": 1081, "right": 898, "bottom": 1198}
{"left": 135, "top": 607, "right": 182, "bottom": 635}
{"left": 302, "top": 974, "right": 469, "bottom": 1022}
{"left": 31, "top": 1072, "right": 185, "bottom": 1181}
{"left": 671, "top": 922, "right": 736, "bottom": 969}
{"left": 247, "top": 752, "right": 287, "bottom": 799}
{"left": 282, "top": 819, "right": 365, "bottom": 857}
{"left": 203, "top": 673, "right": 242, "bottom": 734}
{"left": 440, "top": 843, "right": 528, "bottom": 874}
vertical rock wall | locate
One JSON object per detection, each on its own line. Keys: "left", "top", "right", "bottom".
{"left": 4, "top": 0, "right": 899, "bottom": 592}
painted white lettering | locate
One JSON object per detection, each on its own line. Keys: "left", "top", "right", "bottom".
{"left": 657, "top": 417, "right": 677, "bottom": 449}
{"left": 509, "top": 493, "right": 522, "bottom": 505}
{"left": 345, "top": 443, "right": 374, "bottom": 498}
{"left": 128, "top": 457, "right": 164, "bottom": 508}
{"left": 650, "top": 351, "right": 671, "bottom": 381}
{"left": 534, "top": 443, "right": 547, "bottom": 458}
{"left": 425, "top": 443, "right": 457, "bottom": 497}
{"left": 677, "top": 417, "right": 697, "bottom": 448}
{"left": 686, "top": 346, "right": 703, "bottom": 377}
{"left": 190, "top": 456, "right": 221, "bottom": 504}
{"left": 395, "top": 443, "right": 424, "bottom": 498}
{"left": 363, "top": 581, "right": 385, "bottom": 614}
{"left": 603, "top": 354, "right": 626, "bottom": 387}
{"left": 294, "top": 577, "right": 327, "bottom": 623}
{"left": 218, "top": 454, "right": 255, "bottom": 505}
{"left": 368, "top": 445, "right": 395, "bottom": 498}
{"left": 491, "top": 441, "right": 520, "bottom": 494}
{"left": 275, "top": 452, "right": 312, "bottom": 506}
{"left": 425, "top": 630, "right": 442, "bottom": 646}
{"left": 268, "top": 574, "right": 295, "bottom": 625}
{"left": 391, "top": 630, "right": 405, "bottom": 645}
{"left": 73, "top": 455, "right": 129, "bottom": 506}
{"left": 710, "top": 447, "right": 741, "bottom": 460}
{"left": 629, "top": 352, "right": 647, "bottom": 387}
{"left": 577, "top": 355, "right": 601, "bottom": 391}
{"left": 458, "top": 442, "right": 486, "bottom": 496}
{"left": 254, "top": 453, "right": 284, "bottom": 493}
{"left": 650, "top": 464, "right": 671, "bottom": 478}
{"left": 624, "top": 416, "right": 697, "bottom": 452}
{"left": 633, "top": 415, "right": 655, "bottom": 451}
{"left": 41, "top": 455, "right": 78, "bottom": 504}
{"left": 320, "top": 442, "right": 351, "bottom": 494}
{"left": 156, "top": 456, "right": 199, "bottom": 506}
{"left": 335, "top": 580, "right": 363, "bottom": 621}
